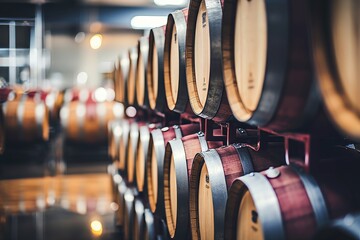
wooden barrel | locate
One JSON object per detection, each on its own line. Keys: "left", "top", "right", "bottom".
{"left": 60, "top": 101, "right": 123, "bottom": 143}
{"left": 314, "top": 213, "right": 360, "bottom": 240}
{"left": 163, "top": 131, "right": 223, "bottom": 239}
{"left": 164, "top": 9, "right": 192, "bottom": 114}
{"left": 222, "top": 0, "right": 321, "bottom": 131}
{"left": 224, "top": 148, "right": 360, "bottom": 240}
{"left": 108, "top": 120, "right": 123, "bottom": 162}
{"left": 127, "top": 47, "right": 138, "bottom": 106}
{"left": 189, "top": 143, "right": 285, "bottom": 240}
{"left": 136, "top": 37, "right": 149, "bottom": 108}
{"left": 115, "top": 177, "right": 127, "bottom": 227}
{"left": 0, "top": 88, "right": 17, "bottom": 103}
{"left": 135, "top": 123, "right": 160, "bottom": 194}
{"left": 114, "top": 52, "right": 130, "bottom": 104}
{"left": 186, "top": 0, "right": 232, "bottom": 122}
{"left": 147, "top": 26, "right": 167, "bottom": 112}
{"left": 2, "top": 95, "right": 49, "bottom": 142}
{"left": 146, "top": 123, "right": 200, "bottom": 219}
{"left": 310, "top": 0, "right": 360, "bottom": 140}
{"left": 118, "top": 120, "right": 131, "bottom": 173}
{"left": 124, "top": 187, "right": 137, "bottom": 240}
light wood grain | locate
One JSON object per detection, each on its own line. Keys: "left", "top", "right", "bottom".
{"left": 152, "top": 43, "right": 159, "bottom": 100}
{"left": 170, "top": 24, "right": 180, "bottom": 104}
{"left": 169, "top": 153, "right": 178, "bottom": 232}
{"left": 237, "top": 190, "right": 263, "bottom": 240}
{"left": 194, "top": 0, "right": 211, "bottom": 108}
{"left": 235, "top": 0, "right": 267, "bottom": 112}
{"left": 331, "top": 0, "right": 360, "bottom": 114}
{"left": 198, "top": 164, "right": 214, "bottom": 240}
{"left": 150, "top": 145, "right": 158, "bottom": 211}
{"left": 136, "top": 139, "right": 145, "bottom": 191}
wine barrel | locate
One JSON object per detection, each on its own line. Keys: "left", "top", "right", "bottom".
{"left": 222, "top": 0, "right": 321, "bottom": 131}
{"left": 127, "top": 47, "right": 138, "bottom": 106}
{"left": 164, "top": 9, "right": 192, "bottom": 114}
{"left": 146, "top": 123, "right": 200, "bottom": 219}
{"left": 60, "top": 101, "right": 123, "bottom": 143}
{"left": 314, "top": 213, "right": 360, "bottom": 240}
{"left": 224, "top": 148, "right": 360, "bottom": 240}
{"left": 189, "top": 143, "right": 285, "bottom": 240}
{"left": 0, "top": 87, "right": 17, "bottom": 103}
{"left": 133, "top": 198, "right": 146, "bottom": 240}
{"left": 186, "top": 0, "right": 232, "bottom": 122}
{"left": 118, "top": 120, "right": 131, "bottom": 173}
{"left": 124, "top": 187, "right": 137, "bottom": 240}
{"left": 136, "top": 37, "right": 149, "bottom": 108}
{"left": 108, "top": 120, "right": 123, "bottom": 162}
{"left": 310, "top": 0, "right": 360, "bottom": 140}
{"left": 115, "top": 177, "right": 127, "bottom": 227}
{"left": 114, "top": 52, "right": 130, "bottom": 104}
{"left": 163, "top": 131, "right": 223, "bottom": 239}
{"left": 135, "top": 123, "right": 160, "bottom": 194}
{"left": 147, "top": 26, "right": 167, "bottom": 112}
{"left": 2, "top": 95, "right": 49, "bottom": 142}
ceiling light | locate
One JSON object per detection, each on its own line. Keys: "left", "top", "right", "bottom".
{"left": 131, "top": 16, "right": 168, "bottom": 29}
{"left": 154, "top": 0, "right": 188, "bottom": 6}
{"left": 90, "top": 34, "right": 102, "bottom": 50}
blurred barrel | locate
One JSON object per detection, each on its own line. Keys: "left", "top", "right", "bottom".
{"left": 124, "top": 187, "right": 137, "bottom": 240}
{"left": 115, "top": 178, "right": 127, "bottom": 227}
{"left": 224, "top": 147, "right": 360, "bottom": 240}
{"left": 2, "top": 95, "right": 49, "bottom": 142}
{"left": 114, "top": 52, "right": 130, "bottom": 104}
{"left": 310, "top": 0, "right": 360, "bottom": 140}
{"left": 164, "top": 9, "right": 192, "bottom": 114}
{"left": 314, "top": 213, "right": 360, "bottom": 240}
{"left": 127, "top": 47, "right": 138, "bottom": 106}
{"left": 135, "top": 123, "right": 160, "bottom": 194}
{"left": 222, "top": 0, "right": 321, "bottom": 131}
{"left": 118, "top": 120, "right": 131, "bottom": 173}
{"left": 186, "top": 0, "right": 232, "bottom": 122}
{"left": 60, "top": 101, "right": 123, "bottom": 143}
{"left": 136, "top": 37, "right": 149, "bottom": 108}
{"left": 147, "top": 26, "right": 167, "bottom": 112}
{"left": 108, "top": 120, "right": 123, "bottom": 162}
{"left": 163, "top": 131, "right": 223, "bottom": 239}
{"left": 28, "top": 89, "right": 64, "bottom": 122}
{"left": 146, "top": 123, "right": 200, "bottom": 219}
{"left": 189, "top": 143, "right": 285, "bottom": 240}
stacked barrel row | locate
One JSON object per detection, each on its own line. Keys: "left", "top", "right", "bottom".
{"left": 109, "top": 0, "right": 360, "bottom": 240}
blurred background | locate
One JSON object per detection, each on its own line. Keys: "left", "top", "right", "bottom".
{"left": 0, "top": 1, "right": 188, "bottom": 239}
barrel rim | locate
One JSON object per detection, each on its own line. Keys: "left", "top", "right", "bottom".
{"left": 127, "top": 46, "right": 138, "bottom": 106}
{"left": 135, "top": 125, "right": 151, "bottom": 193}
{"left": 164, "top": 10, "right": 189, "bottom": 114}
{"left": 309, "top": 0, "right": 360, "bottom": 140}
{"left": 185, "top": 0, "right": 228, "bottom": 120}
{"left": 147, "top": 27, "right": 166, "bottom": 112}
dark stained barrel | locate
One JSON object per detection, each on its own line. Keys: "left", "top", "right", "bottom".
{"left": 163, "top": 131, "right": 223, "bottom": 239}
{"left": 147, "top": 26, "right": 167, "bottom": 112}
{"left": 3, "top": 95, "right": 49, "bottom": 142}
{"left": 146, "top": 123, "right": 200, "bottom": 219}
{"left": 136, "top": 37, "right": 150, "bottom": 108}
{"left": 314, "top": 213, "right": 360, "bottom": 240}
{"left": 164, "top": 9, "right": 192, "bottom": 115}
{"left": 189, "top": 143, "right": 285, "bottom": 240}
{"left": 114, "top": 51, "right": 130, "bottom": 104}
{"left": 186, "top": 0, "right": 232, "bottom": 122}
{"left": 310, "top": 0, "right": 360, "bottom": 140}
{"left": 127, "top": 47, "right": 138, "bottom": 106}
{"left": 224, "top": 147, "right": 360, "bottom": 240}
{"left": 222, "top": 0, "right": 321, "bottom": 131}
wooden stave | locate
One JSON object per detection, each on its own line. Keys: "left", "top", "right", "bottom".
{"left": 224, "top": 149, "right": 360, "bottom": 240}
{"left": 186, "top": 0, "right": 232, "bottom": 122}
{"left": 146, "top": 123, "right": 200, "bottom": 219}
{"left": 164, "top": 9, "right": 192, "bottom": 114}
{"left": 163, "top": 132, "right": 223, "bottom": 239}
{"left": 189, "top": 143, "right": 285, "bottom": 240}
{"left": 147, "top": 26, "right": 167, "bottom": 112}
{"left": 2, "top": 95, "right": 49, "bottom": 143}
{"left": 118, "top": 120, "right": 131, "bottom": 173}
{"left": 127, "top": 47, "right": 138, "bottom": 106}
{"left": 108, "top": 120, "right": 123, "bottom": 163}
{"left": 114, "top": 52, "right": 130, "bottom": 104}
{"left": 314, "top": 213, "right": 360, "bottom": 240}
{"left": 309, "top": 0, "right": 360, "bottom": 141}
{"left": 61, "top": 101, "right": 120, "bottom": 144}
{"left": 135, "top": 123, "right": 160, "bottom": 195}
{"left": 222, "top": 0, "right": 322, "bottom": 131}
{"left": 136, "top": 37, "right": 150, "bottom": 108}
